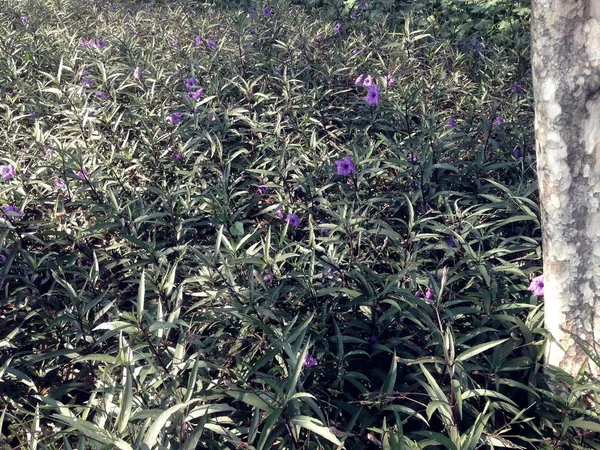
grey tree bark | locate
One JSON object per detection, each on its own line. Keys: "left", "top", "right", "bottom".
{"left": 532, "top": 0, "right": 600, "bottom": 376}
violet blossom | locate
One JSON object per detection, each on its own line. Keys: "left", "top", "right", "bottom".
{"left": 528, "top": 275, "right": 544, "bottom": 296}
{"left": 335, "top": 156, "right": 357, "bottom": 176}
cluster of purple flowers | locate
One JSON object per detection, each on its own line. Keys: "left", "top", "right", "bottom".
{"left": 194, "top": 36, "right": 217, "bottom": 49}
{"left": 185, "top": 77, "right": 204, "bottom": 101}
{"left": 407, "top": 153, "right": 420, "bottom": 165}
{"left": 354, "top": 74, "right": 388, "bottom": 105}
{"left": 81, "top": 39, "right": 106, "bottom": 49}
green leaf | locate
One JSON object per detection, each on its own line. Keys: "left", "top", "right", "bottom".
{"left": 226, "top": 391, "right": 275, "bottom": 413}
{"left": 568, "top": 419, "right": 600, "bottom": 433}
{"left": 116, "top": 367, "right": 133, "bottom": 433}
{"left": 51, "top": 415, "right": 133, "bottom": 450}
{"left": 415, "top": 431, "right": 458, "bottom": 450}
{"left": 456, "top": 338, "right": 510, "bottom": 362}
{"left": 142, "top": 400, "right": 196, "bottom": 447}
{"left": 290, "top": 415, "right": 342, "bottom": 446}
{"left": 230, "top": 221, "right": 245, "bottom": 236}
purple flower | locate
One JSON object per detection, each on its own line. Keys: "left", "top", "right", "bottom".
{"left": 133, "top": 67, "right": 142, "bottom": 79}
{"left": 415, "top": 290, "right": 422, "bottom": 298}
{"left": 80, "top": 77, "right": 94, "bottom": 88}
{"left": 77, "top": 168, "right": 88, "bottom": 180}
{"left": 363, "top": 75, "right": 374, "bottom": 87}
{"left": 369, "top": 336, "right": 380, "bottom": 345}
{"left": 351, "top": 48, "right": 361, "bottom": 55}
{"left": 364, "top": 84, "right": 379, "bottom": 105}
{"left": 425, "top": 288, "right": 435, "bottom": 302}
{"left": 188, "top": 88, "right": 204, "bottom": 100}
{"left": 207, "top": 39, "right": 217, "bottom": 49}
{"left": 95, "top": 92, "right": 108, "bottom": 100}
{"left": 263, "top": 6, "right": 272, "bottom": 17}
{"left": 169, "top": 111, "right": 183, "bottom": 125}
{"left": 0, "top": 254, "right": 6, "bottom": 263}
{"left": 276, "top": 208, "right": 284, "bottom": 219}
{"left": 170, "top": 151, "right": 184, "bottom": 161}
{"left": 257, "top": 183, "right": 270, "bottom": 195}
{"left": 528, "top": 275, "right": 544, "bottom": 296}
{"left": 354, "top": 74, "right": 365, "bottom": 85}
{"left": 512, "top": 82, "right": 522, "bottom": 93}
{"left": 494, "top": 116, "right": 504, "bottom": 126}
{"left": 54, "top": 178, "right": 66, "bottom": 190}
{"left": 446, "top": 236, "right": 456, "bottom": 248}
{"left": 407, "top": 153, "right": 419, "bottom": 165}
{"left": 263, "top": 273, "right": 275, "bottom": 285}
{"left": 0, "top": 165, "right": 16, "bottom": 180}
{"left": 194, "top": 36, "right": 203, "bottom": 46}
{"left": 447, "top": 117, "right": 456, "bottom": 128}
{"left": 359, "top": 0, "right": 366, "bottom": 8}
{"left": 3, "top": 205, "right": 23, "bottom": 219}
{"left": 276, "top": 65, "right": 284, "bottom": 76}
{"left": 334, "top": 23, "right": 342, "bottom": 33}
{"left": 96, "top": 40, "right": 107, "bottom": 49}
{"left": 286, "top": 213, "right": 301, "bottom": 228}
{"left": 302, "top": 353, "right": 318, "bottom": 369}
{"left": 172, "top": 38, "right": 178, "bottom": 47}
{"left": 513, "top": 148, "right": 521, "bottom": 158}
{"left": 335, "top": 156, "right": 357, "bottom": 176}
{"left": 385, "top": 75, "right": 395, "bottom": 86}
{"left": 185, "top": 77, "right": 197, "bottom": 90}
{"left": 21, "top": 16, "right": 29, "bottom": 25}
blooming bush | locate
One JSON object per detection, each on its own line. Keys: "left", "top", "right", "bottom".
{"left": 0, "top": 0, "right": 598, "bottom": 449}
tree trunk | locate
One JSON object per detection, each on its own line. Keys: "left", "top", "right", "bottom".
{"left": 532, "top": 0, "right": 600, "bottom": 376}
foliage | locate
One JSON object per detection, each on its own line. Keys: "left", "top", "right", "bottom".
{"left": 0, "top": 0, "right": 598, "bottom": 449}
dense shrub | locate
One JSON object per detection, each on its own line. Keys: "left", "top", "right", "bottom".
{"left": 1, "top": 0, "right": 599, "bottom": 449}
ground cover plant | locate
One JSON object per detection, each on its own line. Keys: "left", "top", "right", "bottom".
{"left": 1, "top": 0, "right": 600, "bottom": 448}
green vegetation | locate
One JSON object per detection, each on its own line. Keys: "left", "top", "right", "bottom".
{"left": 1, "top": 0, "right": 599, "bottom": 448}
